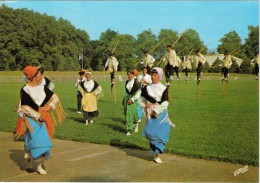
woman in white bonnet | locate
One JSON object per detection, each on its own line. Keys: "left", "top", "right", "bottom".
{"left": 139, "top": 67, "right": 172, "bottom": 164}
{"left": 78, "top": 71, "right": 102, "bottom": 125}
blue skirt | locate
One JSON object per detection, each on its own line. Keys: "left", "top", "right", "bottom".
{"left": 137, "top": 105, "right": 142, "bottom": 119}
{"left": 142, "top": 110, "right": 171, "bottom": 154}
{"left": 24, "top": 117, "right": 52, "bottom": 159}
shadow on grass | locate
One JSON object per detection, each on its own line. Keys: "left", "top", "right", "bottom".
{"left": 66, "top": 108, "right": 78, "bottom": 113}
{"left": 100, "top": 123, "right": 125, "bottom": 134}
{"left": 69, "top": 175, "right": 124, "bottom": 182}
{"left": 69, "top": 117, "right": 84, "bottom": 124}
{"left": 109, "top": 117, "right": 125, "bottom": 124}
{"left": 110, "top": 139, "right": 151, "bottom": 161}
{"left": 9, "top": 149, "right": 34, "bottom": 173}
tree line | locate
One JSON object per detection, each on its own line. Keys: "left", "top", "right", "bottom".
{"left": 0, "top": 5, "right": 258, "bottom": 74}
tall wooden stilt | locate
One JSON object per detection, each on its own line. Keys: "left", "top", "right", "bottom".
{"left": 114, "top": 80, "right": 117, "bottom": 104}
{"left": 178, "top": 78, "right": 181, "bottom": 95}
{"left": 197, "top": 82, "right": 200, "bottom": 100}
{"left": 200, "top": 81, "right": 202, "bottom": 98}
{"left": 185, "top": 80, "right": 188, "bottom": 96}
{"left": 168, "top": 83, "right": 171, "bottom": 103}
{"left": 226, "top": 80, "right": 228, "bottom": 96}
{"left": 257, "top": 78, "right": 259, "bottom": 92}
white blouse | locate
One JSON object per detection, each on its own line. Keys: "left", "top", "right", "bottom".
{"left": 146, "top": 83, "right": 167, "bottom": 102}
{"left": 81, "top": 80, "right": 102, "bottom": 95}
{"left": 23, "top": 85, "right": 46, "bottom": 107}
{"left": 139, "top": 82, "right": 169, "bottom": 117}
{"left": 126, "top": 78, "right": 135, "bottom": 92}
{"left": 137, "top": 74, "right": 152, "bottom": 86}
{"left": 23, "top": 84, "right": 59, "bottom": 109}
{"left": 83, "top": 80, "right": 95, "bottom": 93}
{"left": 126, "top": 79, "right": 141, "bottom": 102}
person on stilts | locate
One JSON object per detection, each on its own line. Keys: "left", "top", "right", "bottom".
{"left": 140, "top": 51, "right": 156, "bottom": 74}
{"left": 105, "top": 52, "right": 119, "bottom": 87}
{"left": 195, "top": 50, "right": 206, "bottom": 84}
{"left": 181, "top": 55, "right": 192, "bottom": 81}
{"left": 164, "top": 45, "right": 178, "bottom": 86}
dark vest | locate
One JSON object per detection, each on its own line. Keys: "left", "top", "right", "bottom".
{"left": 125, "top": 79, "right": 140, "bottom": 95}
{"left": 20, "top": 85, "right": 54, "bottom": 111}
{"left": 80, "top": 80, "right": 99, "bottom": 93}
{"left": 141, "top": 85, "right": 168, "bottom": 104}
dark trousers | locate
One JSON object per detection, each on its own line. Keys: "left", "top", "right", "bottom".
{"left": 165, "top": 63, "right": 179, "bottom": 82}
{"left": 146, "top": 66, "right": 151, "bottom": 75}
{"left": 255, "top": 64, "right": 259, "bottom": 76}
{"left": 77, "top": 92, "right": 82, "bottom": 111}
{"left": 184, "top": 68, "right": 188, "bottom": 77}
{"left": 221, "top": 67, "right": 229, "bottom": 78}
{"left": 110, "top": 70, "right": 115, "bottom": 82}
{"left": 196, "top": 63, "right": 202, "bottom": 80}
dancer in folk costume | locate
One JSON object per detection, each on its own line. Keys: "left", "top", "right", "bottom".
{"left": 78, "top": 71, "right": 102, "bottom": 125}
{"left": 123, "top": 69, "right": 141, "bottom": 135}
{"left": 18, "top": 66, "right": 66, "bottom": 174}
{"left": 14, "top": 67, "right": 55, "bottom": 138}
{"left": 221, "top": 53, "right": 233, "bottom": 82}
{"left": 105, "top": 52, "right": 119, "bottom": 86}
{"left": 164, "top": 45, "right": 178, "bottom": 85}
{"left": 181, "top": 55, "right": 192, "bottom": 81}
{"left": 75, "top": 70, "right": 86, "bottom": 114}
{"left": 195, "top": 50, "right": 206, "bottom": 84}
{"left": 140, "top": 51, "right": 156, "bottom": 74}
{"left": 139, "top": 67, "right": 174, "bottom": 164}
{"left": 137, "top": 67, "right": 152, "bottom": 123}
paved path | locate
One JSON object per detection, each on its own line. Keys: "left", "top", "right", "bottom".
{"left": 0, "top": 132, "right": 258, "bottom": 182}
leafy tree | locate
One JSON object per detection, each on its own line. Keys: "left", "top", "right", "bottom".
{"left": 0, "top": 5, "right": 91, "bottom": 71}
{"left": 217, "top": 31, "right": 243, "bottom": 54}
{"left": 243, "top": 25, "right": 259, "bottom": 59}
{"left": 135, "top": 29, "right": 157, "bottom": 60}
{"left": 239, "top": 57, "right": 253, "bottom": 74}
{"left": 229, "top": 60, "right": 239, "bottom": 73}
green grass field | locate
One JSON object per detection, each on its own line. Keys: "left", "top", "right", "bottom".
{"left": 0, "top": 73, "right": 258, "bottom": 166}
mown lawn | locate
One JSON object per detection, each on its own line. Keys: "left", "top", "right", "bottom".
{"left": 0, "top": 76, "right": 258, "bottom": 166}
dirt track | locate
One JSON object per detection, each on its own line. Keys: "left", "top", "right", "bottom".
{"left": 0, "top": 131, "right": 258, "bottom": 182}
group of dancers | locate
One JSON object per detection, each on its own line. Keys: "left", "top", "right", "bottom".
{"left": 12, "top": 44, "right": 259, "bottom": 174}
{"left": 75, "top": 66, "right": 173, "bottom": 164}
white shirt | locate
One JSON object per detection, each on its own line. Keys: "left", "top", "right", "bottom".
{"left": 137, "top": 74, "right": 152, "bottom": 86}
{"left": 105, "top": 56, "right": 119, "bottom": 68}
{"left": 141, "top": 55, "right": 156, "bottom": 67}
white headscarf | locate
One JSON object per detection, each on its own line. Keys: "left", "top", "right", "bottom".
{"left": 151, "top": 67, "right": 163, "bottom": 80}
